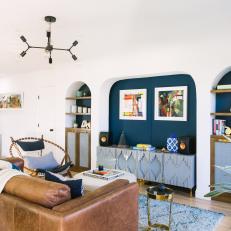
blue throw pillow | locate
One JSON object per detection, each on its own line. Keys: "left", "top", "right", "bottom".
{"left": 24, "top": 152, "right": 59, "bottom": 170}
{"left": 16, "top": 139, "right": 45, "bottom": 151}
{"left": 45, "top": 171, "right": 83, "bottom": 198}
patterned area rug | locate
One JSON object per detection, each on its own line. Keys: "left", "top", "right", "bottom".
{"left": 139, "top": 195, "right": 224, "bottom": 231}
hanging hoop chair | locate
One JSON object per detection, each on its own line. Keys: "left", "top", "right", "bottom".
{"left": 9, "top": 136, "right": 72, "bottom": 177}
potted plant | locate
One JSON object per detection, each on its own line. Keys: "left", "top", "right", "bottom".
{"left": 204, "top": 166, "right": 231, "bottom": 198}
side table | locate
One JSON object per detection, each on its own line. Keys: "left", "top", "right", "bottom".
{"left": 146, "top": 184, "right": 174, "bottom": 230}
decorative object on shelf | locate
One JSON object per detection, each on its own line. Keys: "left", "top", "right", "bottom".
{"left": 77, "top": 106, "right": 82, "bottom": 113}
{"left": 167, "top": 135, "right": 178, "bottom": 153}
{"left": 82, "top": 107, "right": 87, "bottom": 114}
{"left": 87, "top": 108, "right": 91, "bottom": 114}
{"left": 76, "top": 90, "right": 83, "bottom": 97}
{"left": 86, "top": 121, "right": 91, "bottom": 129}
{"left": 178, "top": 136, "right": 196, "bottom": 154}
{"left": 155, "top": 86, "right": 188, "bottom": 121}
{"left": 71, "top": 105, "right": 77, "bottom": 113}
{"left": 225, "top": 126, "right": 231, "bottom": 135}
{"left": 119, "top": 89, "right": 147, "bottom": 120}
{"left": 73, "top": 121, "right": 78, "bottom": 128}
{"left": 212, "top": 119, "right": 226, "bottom": 135}
{"left": 118, "top": 131, "right": 129, "bottom": 148}
{"left": 19, "top": 16, "right": 78, "bottom": 64}
{"left": 81, "top": 120, "right": 88, "bottom": 128}
{"left": 0, "top": 93, "right": 23, "bottom": 109}
{"left": 99, "top": 132, "right": 111, "bottom": 146}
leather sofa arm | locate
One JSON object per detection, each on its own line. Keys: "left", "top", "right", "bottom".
{"left": 53, "top": 179, "right": 129, "bottom": 212}
{"left": 57, "top": 182, "right": 139, "bottom": 231}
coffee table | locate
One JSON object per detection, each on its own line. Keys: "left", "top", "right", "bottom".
{"left": 73, "top": 169, "right": 137, "bottom": 191}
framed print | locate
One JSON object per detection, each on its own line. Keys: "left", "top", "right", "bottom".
{"left": 154, "top": 86, "right": 187, "bottom": 121}
{"left": 119, "top": 89, "right": 147, "bottom": 120}
{"left": 0, "top": 93, "right": 23, "bottom": 109}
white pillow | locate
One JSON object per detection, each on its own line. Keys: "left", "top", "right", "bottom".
{"left": 0, "top": 160, "right": 13, "bottom": 169}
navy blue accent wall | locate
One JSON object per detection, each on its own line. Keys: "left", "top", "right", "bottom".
{"left": 109, "top": 75, "right": 197, "bottom": 148}
{"left": 216, "top": 72, "right": 231, "bottom": 126}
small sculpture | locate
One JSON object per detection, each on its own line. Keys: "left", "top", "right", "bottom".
{"left": 118, "top": 131, "right": 129, "bottom": 148}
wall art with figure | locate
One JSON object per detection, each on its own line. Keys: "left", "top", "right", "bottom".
{"left": 154, "top": 86, "right": 187, "bottom": 121}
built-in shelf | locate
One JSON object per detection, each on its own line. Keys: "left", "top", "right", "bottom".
{"left": 66, "top": 96, "right": 91, "bottom": 100}
{"left": 210, "top": 112, "right": 231, "bottom": 116}
{"left": 210, "top": 89, "right": 231, "bottom": 93}
{"left": 66, "top": 112, "right": 91, "bottom": 116}
{"left": 66, "top": 127, "right": 91, "bottom": 133}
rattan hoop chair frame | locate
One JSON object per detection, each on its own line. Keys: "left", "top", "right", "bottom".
{"left": 9, "top": 136, "right": 71, "bottom": 176}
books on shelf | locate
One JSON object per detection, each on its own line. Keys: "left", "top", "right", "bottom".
{"left": 212, "top": 119, "right": 226, "bottom": 135}
{"left": 217, "top": 84, "right": 231, "bottom": 90}
{"left": 83, "top": 169, "right": 124, "bottom": 181}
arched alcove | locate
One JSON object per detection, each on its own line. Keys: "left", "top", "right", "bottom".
{"left": 65, "top": 81, "right": 91, "bottom": 171}
{"left": 109, "top": 74, "right": 197, "bottom": 147}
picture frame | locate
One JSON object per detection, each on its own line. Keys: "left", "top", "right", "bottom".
{"left": 154, "top": 86, "right": 188, "bottom": 121}
{"left": 119, "top": 89, "right": 147, "bottom": 120}
{"left": 0, "top": 93, "right": 23, "bottom": 109}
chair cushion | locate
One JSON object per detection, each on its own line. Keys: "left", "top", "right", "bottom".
{"left": 24, "top": 152, "right": 59, "bottom": 170}
{"left": 3, "top": 175, "right": 71, "bottom": 208}
{"left": 45, "top": 171, "right": 83, "bottom": 199}
{"left": 15, "top": 139, "right": 45, "bottom": 151}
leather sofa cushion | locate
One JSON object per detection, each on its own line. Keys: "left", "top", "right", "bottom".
{"left": 53, "top": 179, "right": 129, "bottom": 212}
{"left": 4, "top": 175, "right": 71, "bottom": 208}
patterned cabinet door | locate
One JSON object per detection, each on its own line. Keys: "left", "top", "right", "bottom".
{"left": 163, "top": 153, "right": 195, "bottom": 189}
{"left": 137, "top": 151, "right": 149, "bottom": 180}
{"left": 148, "top": 152, "right": 163, "bottom": 183}
{"left": 115, "top": 148, "right": 137, "bottom": 175}
{"left": 96, "top": 147, "right": 117, "bottom": 169}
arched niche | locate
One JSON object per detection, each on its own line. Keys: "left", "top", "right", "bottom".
{"left": 65, "top": 81, "right": 91, "bottom": 171}
{"left": 213, "top": 69, "right": 231, "bottom": 127}
{"left": 108, "top": 74, "right": 197, "bottom": 147}
{"left": 65, "top": 81, "right": 91, "bottom": 128}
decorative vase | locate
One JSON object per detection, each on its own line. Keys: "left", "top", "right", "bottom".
{"left": 167, "top": 136, "right": 178, "bottom": 153}
{"left": 76, "top": 90, "right": 83, "bottom": 97}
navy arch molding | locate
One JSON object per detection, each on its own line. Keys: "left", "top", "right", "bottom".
{"left": 109, "top": 74, "right": 197, "bottom": 148}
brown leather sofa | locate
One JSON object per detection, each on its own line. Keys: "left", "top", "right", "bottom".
{"left": 0, "top": 158, "right": 139, "bottom": 231}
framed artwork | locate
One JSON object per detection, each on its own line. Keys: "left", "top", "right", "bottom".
{"left": 154, "top": 86, "right": 187, "bottom": 121}
{"left": 119, "top": 89, "right": 147, "bottom": 120}
{"left": 0, "top": 93, "right": 23, "bottom": 109}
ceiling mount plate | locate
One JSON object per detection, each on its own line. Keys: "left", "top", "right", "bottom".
{"left": 45, "top": 16, "right": 56, "bottom": 23}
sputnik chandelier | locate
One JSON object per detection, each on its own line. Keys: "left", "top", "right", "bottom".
{"left": 20, "top": 16, "right": 78, "bottom": 64}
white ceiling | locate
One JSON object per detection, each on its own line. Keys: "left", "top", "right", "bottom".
{"left": 1, "top": 0, "right": 231, "bottom": 75}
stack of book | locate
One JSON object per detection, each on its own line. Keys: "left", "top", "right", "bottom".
{"left": 212, "top": 119, "right": 226, "bottom": 135}
{"left": 132, "top": 144, "right": 156, "bottom": 151}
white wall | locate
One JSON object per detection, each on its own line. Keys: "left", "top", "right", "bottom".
{"left": 0, "top": 48, "right": 229, "bottom": 199}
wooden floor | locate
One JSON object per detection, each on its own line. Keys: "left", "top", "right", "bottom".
{"left": 139, "top": 183, "right": 231, "bottom": 231}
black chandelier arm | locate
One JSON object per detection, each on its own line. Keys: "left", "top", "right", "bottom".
{"left": 52, "top": 47, "right": 69, "bottom": 51}
{"left": 29, "top": 45, "right": 47, "bottom": 50}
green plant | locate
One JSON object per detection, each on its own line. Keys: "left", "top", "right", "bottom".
{"left": 204, "top": 165, "right": 231, "bottom": 198}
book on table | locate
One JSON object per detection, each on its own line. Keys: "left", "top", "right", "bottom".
{"left": 83, "top": 169, "right": 124, "bottom": 181}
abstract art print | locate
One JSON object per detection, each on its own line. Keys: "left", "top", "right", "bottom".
{"left": 0, "top": 93, "right": 23, "bottom": 109}
{"left": 154, "top": 86, "right": 187, "bottom": 121}
{"left": 120, "top": 89, "right": 147, "bottom": 120}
